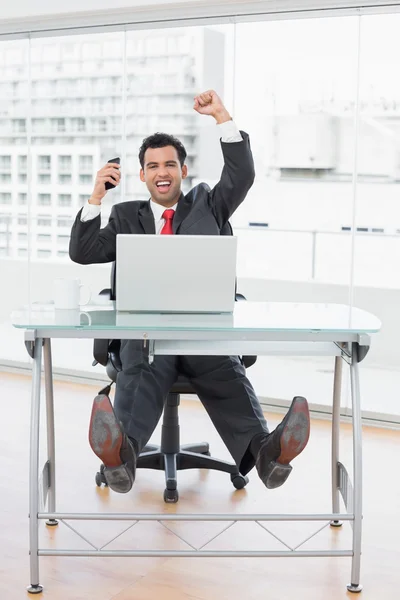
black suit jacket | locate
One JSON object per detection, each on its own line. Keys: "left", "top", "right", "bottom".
{"left": 69, "top": 131, "right": 254, "bottom": 265}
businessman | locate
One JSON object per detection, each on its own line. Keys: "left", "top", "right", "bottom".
{"left": 69, "top": 90, "right": 310, "bottom": 494}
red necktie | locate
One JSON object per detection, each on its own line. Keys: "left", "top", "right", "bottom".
{"left": 160, "top": 209, "right": 175, "bottom": 235}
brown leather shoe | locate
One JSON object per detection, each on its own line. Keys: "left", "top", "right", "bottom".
{"left": 256, "top": 396, "right": 310, "bottom": 489}
{"left": 88, "top": 392, "right": 136, "bottom": 493}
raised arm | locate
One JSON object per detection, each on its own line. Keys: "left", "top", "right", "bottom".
{"left": 69, "top": 160, "right": 121, "bottom": 264}
{"left": 193, "top": 90, "right": 255, "bottom": 227}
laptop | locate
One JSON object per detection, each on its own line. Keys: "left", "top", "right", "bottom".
{"left": 115, "top": 234, "right": 237, "bottom": 313}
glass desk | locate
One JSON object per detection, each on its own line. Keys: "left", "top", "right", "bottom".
{"left": 12, "top": 301, "right": 381, "bottom": 594}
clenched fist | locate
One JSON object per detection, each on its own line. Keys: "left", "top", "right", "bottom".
{"left": 193, "top": 90, "right": 232, "bottom": 124}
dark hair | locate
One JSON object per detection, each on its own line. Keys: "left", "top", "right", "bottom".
{"left": 138, "top": 132, "right": 187, "bottom": 169}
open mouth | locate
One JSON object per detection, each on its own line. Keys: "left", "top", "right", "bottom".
{"left": 156, "top": 181, "right": 172, "bottom": 193}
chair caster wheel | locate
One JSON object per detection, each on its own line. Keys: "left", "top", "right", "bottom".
{"left": 231, "top": 474, "right": 249, "bottom": 490}
{"left": 164, "top": 488, "right": 179, "bottom": 503}
{"left": 95, "top": 464, "right": 108, "bottom": 487}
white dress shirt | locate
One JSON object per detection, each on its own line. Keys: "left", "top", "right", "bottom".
{"left": 80, "top": 119, "right": 243, "bottom": 229}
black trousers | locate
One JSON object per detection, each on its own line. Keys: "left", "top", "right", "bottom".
{"left": 113, "top": 340, "right": 269, "bottom": 475}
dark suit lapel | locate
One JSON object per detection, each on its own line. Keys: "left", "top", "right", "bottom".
{"left": 138, "top": 200, "right": 156, "bottom": 234}
{"left": 173, "top": 192, "right": 192, "bottom": 233}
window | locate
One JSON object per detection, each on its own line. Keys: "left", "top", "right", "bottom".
{"left": 57, "top": 250, "right": 69, "bottom": 257}
{"left": 0, "top": 155, "right": 11, "bottom": 169}
{"left": 0, "top": 174, "right": 11, "bottom": 183}
{"left": 37, "top": 249, "right": 51, "bottom": 258}
{"left": 18, "top": 155, "right": 27, "bottom": 172}
{"left": 17, "top": 217, "right": 27, "bottom": 225}
{"left": 38, "top": 174, "right": 51, "bottom": 184}
{"left": 37, "top": 217, "right": 51, "bottom": 226}
{"left": 0, "top": 193, "right": 11, "bottom": 204}
{"left": 18, "top": 232, "right": 27, "bottom": 242}
{"left": 98, "top": 119, "right": 107, "bottom": 132}
{"left": 37, "top": 234, "right": 51, "bottom": 242}
{"left": 38, "top": 193, "right": 51, "bottom": 206}
{"left": 13, "top": 119, "right": 25, "bottom": 133}
{"left": 57, "top": 218, "right": 73, "bottom": 227}
{"left": 32, "top": 118, "right": 46, "bottom": 134}
{"left": 38, "top": 155, "right": 51, "bottom": 171}
{"left": 58, "top": 194, "right": 72, "bottom": 207}
{"left": 72, "top": 118, "right": 85, "bottom": 132}
{"left": 18, "top": 248, "right": 27, "bottom": 257}
{"left": 79, "top": 155, "right": 93, "bottom": 171}
{"left": 54, "top": 118, "right": 65, "bottom": 132}
{"left": 58, "top": 155, "right": 72, "bottom": 172}
{"left": 57, "top": 234, "right": 70, "bottom": 242}
{"left": 59, "top": 174, "right": 72, "bottom": 184}
{"left": 3, "top": 22, "right": 397, "bottom": 423}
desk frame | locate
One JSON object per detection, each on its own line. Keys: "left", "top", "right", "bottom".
{"left": 24, "top": 327, "right": 370, "bottom": 594}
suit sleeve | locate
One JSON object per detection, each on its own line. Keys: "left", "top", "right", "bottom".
{"left": 208, "top": 130, "right": 255, "bottom": 228}
{"left": 69, "top": 206, "right": 119, "bottom": 264}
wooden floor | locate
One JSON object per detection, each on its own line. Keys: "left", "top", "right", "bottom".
{"left": 0, "top": 371, "right": 399, "bottom": 599}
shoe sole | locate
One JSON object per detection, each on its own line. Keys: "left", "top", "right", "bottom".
{"left": 263, "top": 396, "right": 310, "bottom": 490}
{"left": 88, "top": 393, "right": 134, "bottom": 493}
{"left": 277, "top": 396, "right": 310, "bottom": 464}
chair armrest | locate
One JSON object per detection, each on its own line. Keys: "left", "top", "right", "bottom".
{"left": 242, "top": 355, "right": 257, "bottom": 369}
{"left": 99, "top": 288, "right": 112, "bottom": 300}
{"left": 235, "top": 292, "right": 257, "bottom": 369}
{"left": 91, "top": 288, "right": 113, "bottom": 366}
{"left": 93, "top": 339, "right": 110, "bottom": 366}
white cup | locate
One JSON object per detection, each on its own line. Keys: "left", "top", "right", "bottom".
{"left": 54, "top": 308, "right": 92, "bottom": 326}
{"left": 53, "top": 278, "right": 91, "bottom": 310}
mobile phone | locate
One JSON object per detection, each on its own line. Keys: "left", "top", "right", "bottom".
{"left": 105, "top": 157, "right": 120, "bottom": 190}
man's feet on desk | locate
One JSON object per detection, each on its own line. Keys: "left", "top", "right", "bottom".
{"left": 88, "top": 392, "right": 137, "bottom": 493}
{"left": 253, "top": 396, "right": 310, "bottom": 489}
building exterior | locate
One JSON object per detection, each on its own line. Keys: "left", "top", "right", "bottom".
{"left": 0, "top": 28, "right": 225, "bottom": 260}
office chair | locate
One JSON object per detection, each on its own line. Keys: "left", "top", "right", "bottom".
{"left": 92, "top": 228, "right": 257, "bottom": 503}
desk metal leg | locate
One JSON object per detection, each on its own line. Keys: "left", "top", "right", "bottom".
{"left": 44, "top": 338, "right": 58, "bottom": 527}
{"left": 27, "top": 337, "right": 43, "bottom": 595}
{"left": 347, "top": 343, "right": 363, "bottom": 594}
{"left": 331, "top": 356, "right": 343, "bottom": 527}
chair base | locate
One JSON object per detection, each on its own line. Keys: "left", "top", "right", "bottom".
{"left": 95, "top": 442, "right": 249, "bottom": 503}
{"left": 94, "top": 392, "right": 250, "bottom": 502}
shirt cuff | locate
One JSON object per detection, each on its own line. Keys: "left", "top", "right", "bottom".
{"left": 218, "top": 119, "right": 243, "bottom": 143}
{"left": 80, "top": 201, "right": 101, "bottom": 222}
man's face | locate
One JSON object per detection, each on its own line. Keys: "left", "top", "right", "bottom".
{"left": 140, "top": 145, "right": 187, "bottom": 206}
